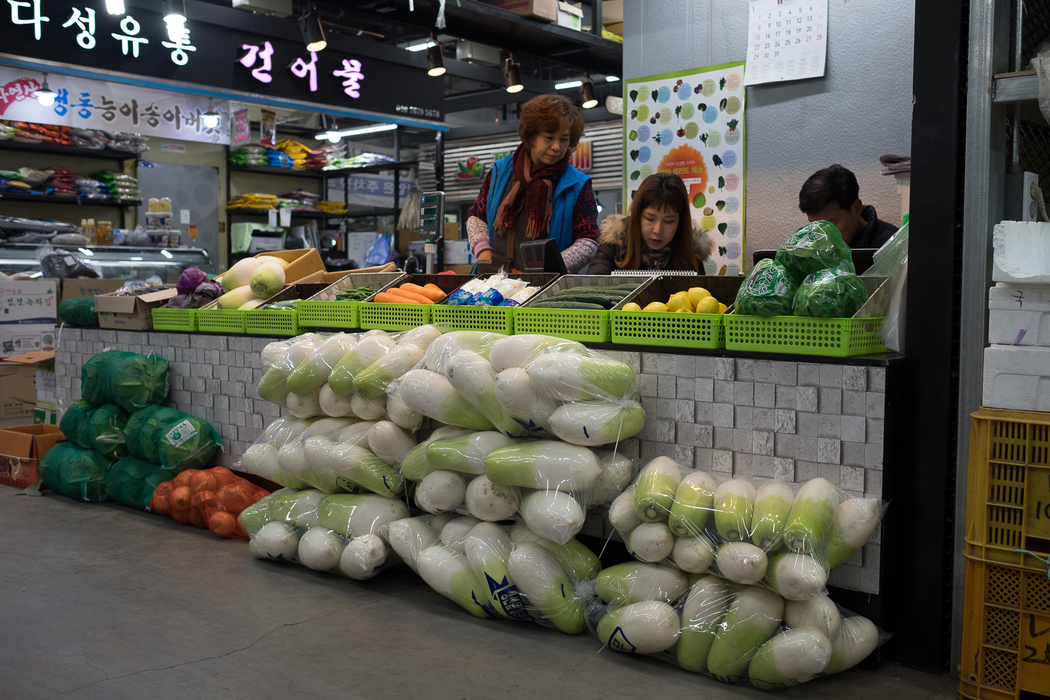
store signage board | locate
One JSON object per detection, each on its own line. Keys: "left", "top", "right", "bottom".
{"left": 0, "top": 66, "right": 229, "bottom": 143}
{"left": 624, "top": 62, "right": 747, "bottom": 276}
{"left": 1, "top": 0, "right": 444, "bottom": 122}
{"left": 743, "top": 0, "right": 828, "bottom": 86}
{"left": 327, "top": 173, "right": 417, "bottom": 209}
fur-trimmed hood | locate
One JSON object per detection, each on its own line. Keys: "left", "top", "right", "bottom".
{"left": 598, "top": 213, "right": 715, "bottom": 262}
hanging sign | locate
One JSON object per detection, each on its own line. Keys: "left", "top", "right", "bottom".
{"left": 0, "top": 66, "right": 229, "bottom": 143}
{"left": 231, "top": 104, "right": 250, "bottom": 146}
{"left": 625, "top": 61, "right": 747, "bottom": 276}
{"left": 1, "top": 0, "right": 444, "bottom": 122}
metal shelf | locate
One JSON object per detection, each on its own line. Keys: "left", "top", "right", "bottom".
{"left": 227, "top": 164, "right": 326, "bottom": 178}
{"left": 0, "top": 139, "right": 138, "bottom": 161}
{"left": 992, "top": 70, "right": 1038, "bottom": 103}
{"left": 322, "top": 161, "right": 420, "bottom": 176}
{"left": 226, "top": 207, "right": 340, "bottom": 220}
{"left": 0, "top": 192, "right": 134, "bottom": 207}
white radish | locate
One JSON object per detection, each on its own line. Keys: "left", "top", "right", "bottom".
{"left": 350, "top": 393, "right": 387, "bottom": 421}
{"left": 823, "top": 497, "right": 882, "bottom": 568}
{"left": 286, "top": 390, "right": 322, "bottom": 419}
{"left": 414, "top": 470, "right": 467, "bottom": 513}
{"left": 507, "top": 541, "right": 586, "bottom": 634}
{"left": 609, "top": 485, "right": 643, "bottom": 533}
{"left": 339, "top": 534, "right": 388, "bottom": 580}
{"left": 783, "top": 478, "right": 840, "bottom": 554}
{"left": 784, "top": 595, "right": 842, "bottom": 640}
{"left": 678, "top": 575, "right": 733, "bottom": 672}
{"left": 440, "top": 516, "right": 481, "bottom": 553}
{"left": 627, "top": 522, "right": 674, "bottom": 563}
{"left": 416, "top": 544, "right": 491, "bottom": 619}
{"left": 547, "top": 400, "right": 646, "bottom": 446}
{"left": 765, "top": 552, "right": 828, "bottom": 600}
{"left": 716, "top": 542, "right": 769, "bottom": 585}
{"left": 488, "top": 335, "right": 586, "bottom": 373}
{"left": 318, "top": 384, "right": 356, "bottom": 417}
{"left": 396, "top": 368, "right": 495, "bottom": 430}
{"left": 386, "top": 388, "right": 422, "bottom": 431}
{"left": 824, "top": 615, "right": 880, "bottom": 674}
{"left": 520, "top": 490, "right": 585, "bottom": 545}
{"left": 672, "top": 534, "right": 716, "bottom": 574}
{"left": 714, "top": 479, "right": 757, "bottom": 542}
{"left": 750, "top": 480, "right": 796, "bottom": 549}
{"left": 748, "top": 627, "right": 834, "bottom": 690}
{"left": 465, "top": 475, "right": 520, "bottom": 522}
{"left": 507, "top": 525, "right": 602, "bottom": 582}
{"left": 590, "top": 449, "right": 634, "bottom": 507}
{"left": 380, "top": 517, "right": 438, "bottom": 572}
{"left": 297, "top": 528, "right": 344, "bottom": 571}
{"left": 595, "top": 561, "right": 689, "bottom": 605}
{"left": 253, "top": 521, "right": 300, "bottom": 561}
{"left": 464, "top": 522, "right": 531, "bottom": 621}
{"left": 669, "top": 470, "right": 718, "bottom": 536}
{"left": 354, "top": 343, "right": 426, "bottom": 399}
{"left": 493, "top": 367, "right": 560, "bottom": 432}
{"left": 397, "top": 324, "right": 442, "bottom": 349}
{"left": 445, "top": 349, "right": 528, "bottom": 437}
{"left": 598, "top": 600, "right": 681, "bottom": 654}
{"left": 484, "top": 441, "right": 603, "bottom": 492}
{"left": 525, "top": 352, "right": 635, "bottom": 402}
{"left": 367, "top": 420, "right": 417, "bottom": 466}
{"left": 634, "top": 456, "right": 682, "bottom": 522}
{"left": 316, "top": 493, "right": 410, "bottom": 538}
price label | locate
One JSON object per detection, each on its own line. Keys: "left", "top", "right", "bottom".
{"left": 1027, "top": 468, "right": 1050, "bottom": 540}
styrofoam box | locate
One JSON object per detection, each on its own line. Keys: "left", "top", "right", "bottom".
{"left": 992, "top": 221, "right": 1050, "bottom": 284}
{"left": 983, "top": 345, "right": 1050, "bottom": 412}
{"left": 987, "top": 283, "right": 1050, "bottom": 346}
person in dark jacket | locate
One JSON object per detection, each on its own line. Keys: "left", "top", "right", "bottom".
{"left": 798, "top": 164, "right": 899, "bottom": 248}
{"left": 588, "top": 172, "right": 714, "bottom": 275}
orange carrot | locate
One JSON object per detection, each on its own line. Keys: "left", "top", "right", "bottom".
{"left": 390, "top": 287, "right": 436, "bottom": 304}
{"left": 374, "top": 291, "right": 418, "bottom": 304}
{"left": 422, "top": 283, "right": 447, "bottom": 301}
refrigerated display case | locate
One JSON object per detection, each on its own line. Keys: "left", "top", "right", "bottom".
{"left": 0, "top": 244, "right": 214, "bottom": 283}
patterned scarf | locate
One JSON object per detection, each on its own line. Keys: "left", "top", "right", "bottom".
{"left": 494, "top": 142, "right": 570, "bottom": 241}
{"left": 642, "top": 244, "right": 674, "bottom": 270}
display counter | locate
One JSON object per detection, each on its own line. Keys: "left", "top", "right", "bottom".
{"left": 0, "top": 243, "right": 215, "bottom": 282}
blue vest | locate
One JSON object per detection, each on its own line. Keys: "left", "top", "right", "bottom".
{"left": 485, "top": 153, "right": 589, "bottom": 251}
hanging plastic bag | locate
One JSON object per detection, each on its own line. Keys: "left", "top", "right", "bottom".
{"left": 364, "top": 231, "right": 393, "bottom": 266}
{"left": 862, "top": 223, "right": 908, "bottom": 352}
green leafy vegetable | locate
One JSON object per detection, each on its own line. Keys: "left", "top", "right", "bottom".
{"left": 793, "top": 266, "right": 869, "bottom": 318}
{"left": 39, "top": 443, "right": 114, "bottom": 503}
{"left": 774, "top": 221, "right": 855, "bottom": 286}
{"left": 734, "top": 259, "right": 798, "bottom": 317}
{"left": 335, "top": 285, "right": 376, "bottom": 302}
{"left": 81, "top": 351, "right": 169, "bottom": 412}
{"left": 105, "top": 456, "right": 178, "bottom": 510}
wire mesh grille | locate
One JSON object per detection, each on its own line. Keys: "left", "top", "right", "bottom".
{"left": 1018, "top": 120, "right": 1050, "bottom": 190}
{"left": 1019, "top": 0, "right": 1050, "bottom": 68}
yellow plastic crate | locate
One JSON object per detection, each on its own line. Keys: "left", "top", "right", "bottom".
{"left": 957, "top": 554, "right": 1050, "bottom": 700}
{"left": 965, "top": 408, "right": 1050, "bottom": 573}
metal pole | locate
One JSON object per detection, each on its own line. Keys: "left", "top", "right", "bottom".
{"left": 1011, "top": 0, "right": 1024, "bottom": 169}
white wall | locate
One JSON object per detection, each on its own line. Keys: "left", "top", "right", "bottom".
{"left": 623, "top": 0, "right": 914, "bottom": 256}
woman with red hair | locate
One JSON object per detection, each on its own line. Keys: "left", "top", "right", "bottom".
{"left": 466, "top": 94, "right": 599, "bottom": 272}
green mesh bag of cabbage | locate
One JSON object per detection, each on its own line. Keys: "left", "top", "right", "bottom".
{"left": 793, "top": 266, "right": 869, "bottom": 318}
{"left": 58, "top": 296, "right": 99, "bottom": 327}
{"left": 105, "top": 456, "right": 179, "bottom": 510}
{"left": 59, "top": 399, "right": 96, "bottom": 449}
{"left": 733, "top": 259, "right": 798, "bottom": 317}
{"left": 38, "top": 442, "right": 114, "bottom": 503}
{"left": 123, "top": 405, "right": 221, "bottom": 471}
{"left": 774, "top": 220, "right": 855, "bottom": 286}
{"left": 87, "top": 403, "right": 130, "bottom": 459}
{"left": 81, "top": 351, "right": 169, "bottom": 412}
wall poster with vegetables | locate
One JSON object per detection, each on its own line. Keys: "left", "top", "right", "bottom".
{"left": 624, "top": 61, "right": 746, "bottom": 275}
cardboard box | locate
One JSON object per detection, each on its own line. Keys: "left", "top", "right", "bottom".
{"left": 59, "top": 278, "right": 123, "bottom": 306}
{"left": 0, "top": 362, "right": 35, "bottom": 418}
{"left": 399, "top": 223, "right": 461, "bottom": 255}
{"left": 604, "top": 21, "right": 623, "bottom": 34}
{"left": 0, "top": 324, "right": 55, "bottom": 358}
{"left": 219, "top": 248, "right": 327, "bottom": 286}
{"left": 0, "top": 424, "right": 65, "bottom": 488}
{"left": 407, "top": 240, "right": 475, "bottom": 266}
{"left": 0, "top": 280, "right": 57, "bottom": 324}
{"left": 570, "top": 0, "right": 622, "bottom": 23}
{"left": 484, "top": 0, "right": 556, "bottom": 22}
{"left": 96, "top": 286, "right": 178, "bottom": 331}
{"left": 33, "top": 408, "right": 57, "bottom": 425}
{"left": 557, "top": 1, "right": 583, "bottom": 29}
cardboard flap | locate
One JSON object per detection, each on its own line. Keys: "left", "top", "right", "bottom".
{"left": 95, "top": 286, "right": 178, "bottom": 313}
{"left": 3, "top": 351, "right": 55, "bottom": 365}
{"left": 0, "top": 428, "right": 35, "bottom": 459}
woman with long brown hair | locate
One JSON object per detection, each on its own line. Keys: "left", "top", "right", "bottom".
{"left": 588, "top": 172, "right": 714, "bottom": 274}
{"left": 466, "top": 94, "right": 599, "bottom": 273}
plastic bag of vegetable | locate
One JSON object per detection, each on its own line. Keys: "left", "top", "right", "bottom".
{"left": 792, "top": 265, "right": 869, "bottom": 318}
{"left": 38, "top": 442, "right": 114, "bottom": 503}
{"left": 81, "top": 350, "right": 169, "bottom": 412}
{"left": 105, "top": 456, "right": 178, "bottom": 510}
{"left": 149, "top": 467, "right": 270, "bottom": 538}
{"left": 582, "top": 566, "right": 888, "bottom": 690}
{"left": 87, "top": 403, "right": 130, "bottom": 459}
{"left": 733, "top": 259, "right": 798, "bottom": 317}
{"left": 242, "top": 487, "right": 398, "bottom": 579}
{"left": 59, "top": 399, "right": 96, "bottom": 450}
{"left": 58, "top": 296, "right": 99, "bottom": 327}
{"left": 124, "top": 405, "right": 221, "bottom": 471}
{"left": 774, "top": 220, "right": 855, "bottom": 286}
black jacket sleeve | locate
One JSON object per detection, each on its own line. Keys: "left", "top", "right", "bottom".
{"left": 587, "top": 242, "right": 620, "bottom": 275}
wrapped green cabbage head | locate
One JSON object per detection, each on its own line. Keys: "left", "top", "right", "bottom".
{"left": 793, "top": 267, "right": 869, "bottom": 318}
{"left": 774, "top": 220, "right": 855, "bottom": 286}
{"left": 123, "top": 405, "right": 221, "bottom": 471}
{"left": 59, "top": 399, "right": 95, "bottom": 450}
{"left": 81, "top": 351, "right": 169, "bottom": 412}
{"left": 105, "top": 456, "right": 178, "bottom": 511}
{"left": 734, "top": 259, "right": 798, "bottom": 317}
{"left": 87, "top": 403, "right": 130, "bottom": 459}
{"left": 39, "top": 442, "right": 114, "bottom": 503}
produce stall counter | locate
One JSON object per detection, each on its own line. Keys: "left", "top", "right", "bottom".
{"left": 53, "top": 326, "right": 900, "bottom": 617}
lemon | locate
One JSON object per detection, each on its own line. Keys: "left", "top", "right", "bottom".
{"left": 718, "top": 302, "right": 728, "bottom": 314}
{"left": 643, "top": 301, "right": 668, "bottom": 312}
{"left": 622, "top": 302, "right": 642, "bottom": 312}
{"left": 687, "top": 287, "right": 711, "bottom": 307}
{"left": 666, "top": 294, "right": 692, "bottom": 312}
{"left": 694, "top": 296, "right": 720, "bottom": 314}
{"left": 676, "top": 308, "right": 692, "bottom": 313}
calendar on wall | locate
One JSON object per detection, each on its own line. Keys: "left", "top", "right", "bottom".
{"left": 744, "top": 0, "right": 828, "bottom": 86}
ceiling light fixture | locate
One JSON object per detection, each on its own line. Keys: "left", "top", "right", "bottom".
{"left": 555, "top": 80, "right": 583, "bottom": 90}
{"left": 162, "top": 0, "right": 186, "bottom": 41}
{"left": 103, "top": 0, "right": 124, "bottom": 15}
{"left": 201, "top": 101, "right": 220, "bottom": 129}
{"left": 405, "top": 40, "right": 436, "bottom": 52}
{"left": 581, "top": 76, "right": 598, "bottom": 109}
{"left": 315, "top": 123, "right": 397, "bottom": 142}
{"left": 426, "top": 36, "right": 445, "bottom": 77}
{"left": 299, "top": 8, "right": 327, "bottom": 52}
{"left": 606, "top": 75, "right": 620, "bottom": 82}
{"left": 504, "top": 55, "right": 523, "bottom": 94}
{"left": 35, "top": 73, "right": 56, "bottom": 107}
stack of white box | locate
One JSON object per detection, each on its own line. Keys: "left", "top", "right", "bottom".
{"left": 983, "top": 221, "right": 1050, "bottom": 412}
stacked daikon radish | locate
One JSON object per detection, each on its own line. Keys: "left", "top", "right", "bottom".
{"left": 375, "top": 332, "right": 644, "bottom": 630}
{"left": 588, "top": 456, "right": 884, "bottom": 689}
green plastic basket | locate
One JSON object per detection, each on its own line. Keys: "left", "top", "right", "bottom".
{"left": 428, "top": 272, "right": 558, "bottom": 335}
{"left": 297, "top": 272, "right": 405, "bottom": 330}
{"left": 513, "top": 275, "right": 654, "bottom": 342}
{"left": 609, "top": 275, "right": 743, "bottom": 349}
{"left": 358, "top": 302, "right": 433, "bottom": 330}
{"left": 723, "top": 314, "right": 886, "bottom": 357}
{"left": 197, "top": 308, "right": 248, "bottom": 334}
{"left": 151, "top": 307, "right": 198, "bottom": 332}
{"left": 245, "top": 309, "right": 299, "bottom": 336}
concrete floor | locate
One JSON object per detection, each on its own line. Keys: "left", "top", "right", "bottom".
{"left": 0, "top": 489, "right": 960, "bottom": 700}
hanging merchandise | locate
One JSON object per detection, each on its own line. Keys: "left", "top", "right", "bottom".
{"left": 625, "top": 61, "right": 746, "bottom": 275}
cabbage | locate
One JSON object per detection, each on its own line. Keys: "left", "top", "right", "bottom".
{"left": 124, "top": 405, "right": 221, "bottom": 471}
{"left": 59, "top": 400, "right": 95, "bottom": 449}
{"left": 774, "top": 221, "right": 855, "bottom": 286}
{"left": 176, "top": 267, "right": 209, "bottom": 296}
{"left": 105, "top": 456, "right": 177, "bottom": 510}
{"left": 734, "top": 259, "right": 798, "bottom": 317}
{"left": 81, "top": 351, "right": 169, "bottom": 412}
{"left": 193, "top": 280, "right": 223, "bottom": 300}
{"left": 793, "top": 267, "right": 869, "bottom": 318}
{"left": 39, "top": 443, "right": 114, "bottom": 503}
{"left": 87, "top": 403, "right": 130, "bottom": 459}
{"left": 58, "top": 297, "right": 99, "bottom": 327}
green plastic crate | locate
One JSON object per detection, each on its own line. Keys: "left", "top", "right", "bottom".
{"left": 723, "top": 275, "right": 889, "bottom": 357}
{"left": 243, "top": 282, "right": 330, "bottom": 337}
{"left": 610, "top": 275, "right": 743, "bottom": 349}
{"left": 513, "top": 275, "right": 653, "bottom": 342}
{"left": 358, "top": 274, "right": 476, "bottom": 332}
{"left": 297, "top": 272, "right": 405, "bottom": 329}
{"left": 197, "top": 308, "right": 248, "bottom": 334}
{"left": 429, "top": 272, "right": 558, "bottom": 335}
{"left": 151, "top": 307, "right": 198, "bottom": 332}
{"left": 723, "top": 314, "right": 886, "bottom": 357}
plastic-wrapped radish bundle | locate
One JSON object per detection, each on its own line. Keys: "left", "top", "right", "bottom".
{"left": 610, "top": 457, "right": 884, "bottom": 602}
{"left": 240, "top": 416, "right": 406, "bottom": 498}
{"left": 583, "top": 565, "right": 887, "bottom": 689}
{"left": 240, "top": 488, "right": 402, "bottom": 580}
{"left": 378, "top": 516, "right": 596, "bottom": 632}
